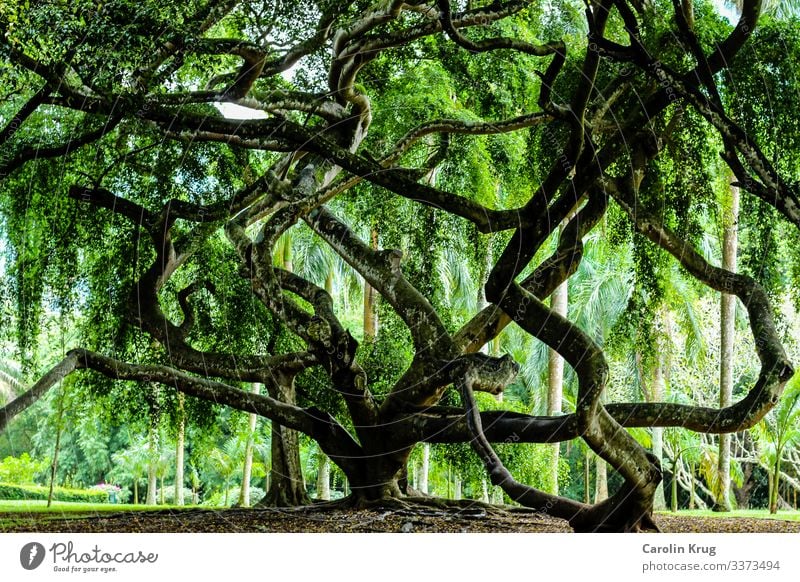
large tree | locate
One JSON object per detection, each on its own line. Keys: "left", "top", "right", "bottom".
{"left": 1, "top": 0, "right": 798, "bottom": 531}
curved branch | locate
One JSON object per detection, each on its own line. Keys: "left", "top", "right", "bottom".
{"left": 1, "top": 117, "right": 121, "bottom": 178}
{"left": 0, "top": 86, "right": 49, "bottom": 147}
{"left": 0, "top": 353, "right": 80, "bottom": 433}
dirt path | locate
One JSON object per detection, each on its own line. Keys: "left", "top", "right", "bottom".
{"left": 1, "top": 507, "right": 799, "bottom": 533}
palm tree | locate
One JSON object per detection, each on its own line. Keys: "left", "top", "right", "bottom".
{"left": 237, "top": 384, "right": 261, "bottom": 507}
{"left": 716, "top": 178, "right": 739, "bottom": 512}
{"left": 753, "top": 379, "right": 800, "bottom": 513}
{"left": 109, "top": 437, "right": 151, "bottom": 504}
{"left": 208, "top": 437, "right": 246, "bottom": 507}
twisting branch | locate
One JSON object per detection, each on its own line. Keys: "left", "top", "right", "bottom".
{"left": 438, "top": 0, "right": 564, "bottom": 57}
{"left": 605, "top": 175, "right": 794, "bottom": 431}
{"left": 456, "top": 363, "right": 585, "bottom": 516}
{"left": 454, "top": 185, "right": 607, "bottom": 353}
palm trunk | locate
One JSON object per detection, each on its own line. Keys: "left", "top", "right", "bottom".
{"left": 594, "top": 456, "right": 608, "bottom": 503}
{"left": 174, "top": 393, "right": 185, "bottom": 506}
{"left": 133, "top": 479, "right": 139, "bottom": 505}
{"left": 547, "top": 276, "right": 567, "bottom": 495}
{"left": 716, "top": 179, "right": 739, "bottom": 512}
{"left": 418, "top": 443, "right": 429, "bottom": 495}
{"left": 492, "top": 486, "right": 504, "bottom": 505}
{"left": 159, "top": 474, "right": 165, "bottom": 505}
{"left": 671, "top": 459, "right": 678, "bottom": 512}
{"left": 146, "top": 427, "right": 158, "bottom": 505}
{"left": 316, "top": 455, "right": 331, "bottom": 501}
{"left": 238, "top": 384, "right": 260, "bottom": 507}
{"left": 651, "top": 360, "right": 667, "bottom": 510}
{"left": 362, "top": 228, "right": 379, "bottom": 339}
{"left": 584, "top": 450, "right": 591, "bottom": 504}
{"left": 770, "top": 456, "right": 781, "bottom": 514}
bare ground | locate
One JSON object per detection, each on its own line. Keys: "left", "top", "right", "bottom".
{"left": 1, "top": 506, "right": 799, "bottom": 533}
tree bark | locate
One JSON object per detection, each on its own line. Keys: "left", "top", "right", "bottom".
{"left": 237, "top": 384, "right": 260, "bottom": 507}
{"left": 716, "top": 179, "right": 739, "bottom": 512}
{"left": 454, "top": 474, "right": 462, "bottom": 500}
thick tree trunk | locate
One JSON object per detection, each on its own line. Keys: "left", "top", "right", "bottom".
{"left": 316, "top": 455, "right": 331, "bottom": 501}
{"left": 237, "top": 384, "right": 260, "bottom": 507}
{"left": 594, "top": 456, "right": 608, "bottom": 503}
{"left": 259, "top": 376, "right": 309, "bottom": 507}
{"left": 174, "top": 393, "right": 185, "bottom": 506}
{"left": 716, "top": 180, "right": 739, "bottom": 512}
{"left": 547, "top": 277, "right": 567, "bottom": 495}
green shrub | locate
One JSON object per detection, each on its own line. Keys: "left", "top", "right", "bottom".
{"left": 0, "top": 482, "right": 110, "bottom": 503}
{"left": 0, "top": 453, "right": 46, "bottom": 484}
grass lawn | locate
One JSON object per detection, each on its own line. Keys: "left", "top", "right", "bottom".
{"left": 0, "top": 500, "right": 195, "bottom": 513}
{"left": 658, "top": 509, "right": 800, "bottom": 522}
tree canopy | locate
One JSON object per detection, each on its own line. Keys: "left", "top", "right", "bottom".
{"left": 2, "top": 0, "right": 800, "bottom": 532}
